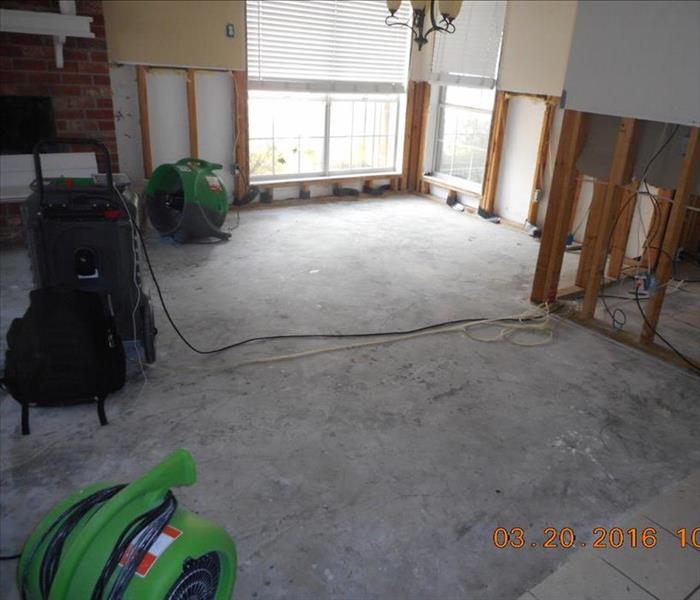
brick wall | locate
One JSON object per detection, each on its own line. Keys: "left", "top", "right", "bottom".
{"left": 0, "top": 0, "right": 118, "bottom": 245}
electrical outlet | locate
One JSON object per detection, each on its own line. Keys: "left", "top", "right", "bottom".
{"left": 225, "top": 23, "right": 235, "bottom": 38}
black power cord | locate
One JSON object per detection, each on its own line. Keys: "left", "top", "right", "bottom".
{"left": 90, "top": 491, "right": 177, "bottom": 600}
{"left": 634, "top": 288, "right": 700, "bottom": 374}
{"left": 596, "top": 124, "right": 699, "bottom": 372}
{"left": 17, "top": 484, "right": 127, "bottom": 599}
{"left": 0, "top": 553, "right": 21, "bottom": 561}
{"left": 131, "top": 218, "right": 551, "bottom": 355}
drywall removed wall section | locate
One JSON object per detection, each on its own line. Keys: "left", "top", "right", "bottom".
{"left": 195, "top": 71, "right": 235, "bottom": 201}
{"left": 498, "top": 0, "right": 577, "bottom": 96}
{"left": 570, "top": 178, "right": 656, "bottom": 259}
{"left": 110, "top": 65, "right": 144, "bottom": 188}
{"left": 493, "top": 96, "right": 546, "bottom": 224}
{"left": 147, "top": 70, "right": 191, "bottom": 168}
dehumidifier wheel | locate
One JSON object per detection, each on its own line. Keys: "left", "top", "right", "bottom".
{"left": 165, "top": 552, "right": 221, "bottom": 600}
{"left": 142, "top": 300, "right": 157, "bottom": 364}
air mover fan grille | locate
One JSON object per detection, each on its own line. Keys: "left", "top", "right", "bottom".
{"left": 165, "top": 552, "right": 220, "bottom": 600}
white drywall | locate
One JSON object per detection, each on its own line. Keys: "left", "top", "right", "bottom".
{"left": 110, "top": 64, "right": 144, "bottom": 187}
{"left": 493, "top": 96, "right": 546, "bottom": 224}
{"left": 563, "top": 1, "right": 700, "bottom": 125}
{"left": 195, "top": 70, "right": 235, "bottom": 201}
{"left": 534, "top": 106, "right": 565, "bottom": 230}
{"left": 147, "top": 69, "right": 191, "bottom": 167}
{"left": 498, "top": 0, "right": 577, "bottom": 95}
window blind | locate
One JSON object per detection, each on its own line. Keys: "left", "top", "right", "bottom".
{"left": 431, "top": 0, "right": 506, "bottom": 88}
{"left": 247, "top": 0, "right": 411, "bottom": 93}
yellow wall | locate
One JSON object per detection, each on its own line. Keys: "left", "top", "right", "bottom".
{"left": 103, "top": 0, "right": 246, "bottom": 70}
{"left": 498, "top": 0, "right": 578, "bottom": 96}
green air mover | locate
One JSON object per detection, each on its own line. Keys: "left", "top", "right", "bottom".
{"left": 16, "top": 449, "right": 237, "bottom": 599}
{"left": 146, "top": 158, "right": 231, "bottom": 242}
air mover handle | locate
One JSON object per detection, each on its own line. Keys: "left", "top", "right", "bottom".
{"left": 176, "top": 157, "right": 223, "bottom": 171}
{"left": 49, "top": 449, "right": 197, "bottom": 599}
{"left": 32, "top": 137, "right": 114, "bottom": 203}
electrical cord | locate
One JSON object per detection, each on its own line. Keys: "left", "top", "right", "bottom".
{"left": 633, "top": 287, "right": 700, "bottom": 373}
{"left": 595, "top": 123, "right": 698, "bottom": 372}
{"left": 116, "top": 184, "right": 562, "bottom": 356}
{"left": 91, "top": 491, "right": 177, "bottom": 600}
{"left": 18, "top": 484, "right": 126, "bottom": 599}
{"left": 0, "top": 553, "right": 21, "bottom": 560}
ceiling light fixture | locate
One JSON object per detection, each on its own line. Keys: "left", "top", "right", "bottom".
{"left": 385, "top": 0, "right": 462, "bottom": 51}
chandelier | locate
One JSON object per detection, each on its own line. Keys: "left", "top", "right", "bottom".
{"left": 385, "top": 0, "right": 463, "bottom": 50}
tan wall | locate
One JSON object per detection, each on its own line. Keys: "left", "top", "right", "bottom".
{"left": 103, "top": 0, "right": 245, "bottom": 70}
{"left": 498, "top": 0, "right": 577, "bottom": 96}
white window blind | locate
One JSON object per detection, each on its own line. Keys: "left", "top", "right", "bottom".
{"left": 431, "top": 0, "right": 506, "bottom": 88}
{"left": 247, "top": 0, "right": 411, "bottom": 93}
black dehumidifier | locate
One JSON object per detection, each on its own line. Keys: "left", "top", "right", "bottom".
{"left": 21, "top": 138, "right": 157, "bottom": 363}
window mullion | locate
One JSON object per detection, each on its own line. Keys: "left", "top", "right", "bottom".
{"left": 323, "top": 95, "right": 331, "bottom": 176}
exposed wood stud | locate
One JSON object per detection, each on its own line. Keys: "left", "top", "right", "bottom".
{"left": 641, "top": 127, "right": 700, "bottom": 345}
{"left": 607, "top": 180, "right": 641, "bottom": 278}
{"left": 530, "top": 110, "right": 587, "bottom": 304}
{"left": 403, "top": 82, "right": 431, "bottom": 192}
{"left": 580, "top": 117, "right": 640, "bottom": 318}
{"left": 679, "top": 194, "right": 700, "bottom": 254}
{"left": 414, "top": 82, "right": 431, "bottom": 192}
{"left": 644, "top": 189, "right": 674, "bottom": 270}
{"left": 575, "top": 180, "right": 607, "bottom": 287}
{"left": 567, "top": 173, "right": 584, "bottom": 233}
{"left": 185, "top": 69, "right": 198, "bottom": 158}
{"left": 232, "top": 70, "right": 250, "bottom": 203}
{"left": 480, "top": 91, "right": 509, "bottom": 215}
{"left": 527, "top": 96, "right": 558, "bottom": 226}
{"left": 136, "top": 65, "right": 152, "bottom": 178}
{"left": 401, "top": 81, "right": 417, "bottom": 191}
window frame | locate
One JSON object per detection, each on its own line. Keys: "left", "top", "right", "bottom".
{"left": 429, "top": 85, "right": 496, "bottom": 195}
{"left": 248, "top": 92, "right": 404, "bottom": 183}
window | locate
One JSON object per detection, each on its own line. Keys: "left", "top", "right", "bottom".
{"left": 249, "top": 92, "right": 402, "bottom": 180}
{"left": 434, "top": 86, "right": 495, "bottom": 190}
{"left": 429, "top": 1, "right": 505, "bottom": 191}
{"left": 246, "top": 0, "right": 410, "bottom": 181}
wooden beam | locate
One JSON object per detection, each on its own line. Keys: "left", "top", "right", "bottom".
{"left": 607, "top": 180, "right": 641, "bottom": 278}
{"left": 575, "top": 180, "right": 607, "bottom": 287}
{"left": 527, "top": 96, "right": 558, "bottom": 226}
{"left": 232, "top": 70, "right": 249, "bottom": 202}
{"left": 641, "top": 127, "right": 700, "bottom": 344}
{"left": 136, "top": 65, "right": 152, "bottom": 178}
{"left": 401, "top": 81, "right": 417, "bottom": 191}
{"left": 680, "top": 194, "right": 700, "bottom": 254}
{"left": 480, "top": 91, "right": 509, "bottom": 215}
{"left": 414, "top": 82, "right": 431, "bottom": 192}
{"left": 580, "top": 118, "right": 640, "bottom": 318}
{"left": 531, "top": 110, "right": 588, "bottom": 303}
{"left": 567, "top": 173, "right": 584, "bottom": 233}
{"left": 185, "top": 69, "right": 198, "bottom": 158}
{"left": 403, "top": 82, "right": 431, "bottom": 192}
{"left": 644, "top": 188, "right": 674, "bottom": 270}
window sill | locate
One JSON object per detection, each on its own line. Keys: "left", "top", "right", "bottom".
{"left": 252, "top": 171, "right": 402, "bottom": 189}
{"left": 421, "top": 174, "right": 482, "bottom": 198}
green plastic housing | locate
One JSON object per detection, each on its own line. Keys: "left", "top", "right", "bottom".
{"left": 146, "top": 158, "right": 228, "bottom": 215}
{"left": 17, "top": 449, "right": 237, "bottom": 599}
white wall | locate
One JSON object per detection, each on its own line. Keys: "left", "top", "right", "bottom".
{"left": 195, "top": 71, "right": 235, "bottom": 201}
{"left": 110, "top": 64, "right": 145, "bottom": 188}
{"left": 564, "top": 1, "right": 700, "bottom": 126}
{"left": 493, "top": 96, "right": 546, "bottom": 223}
{"left": 147, "top": 69, "right": 191, "bottom": 167}
{"left": 498, "top": 0, "right": 577, "bottom": 96}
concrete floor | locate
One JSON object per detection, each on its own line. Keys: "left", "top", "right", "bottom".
{"left": 1, "top": 195, "right": 699, "bottom": 599}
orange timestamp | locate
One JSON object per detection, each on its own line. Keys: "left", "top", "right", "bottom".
{"left": 492, "top": 526, "right": 700, "bottom": 549}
